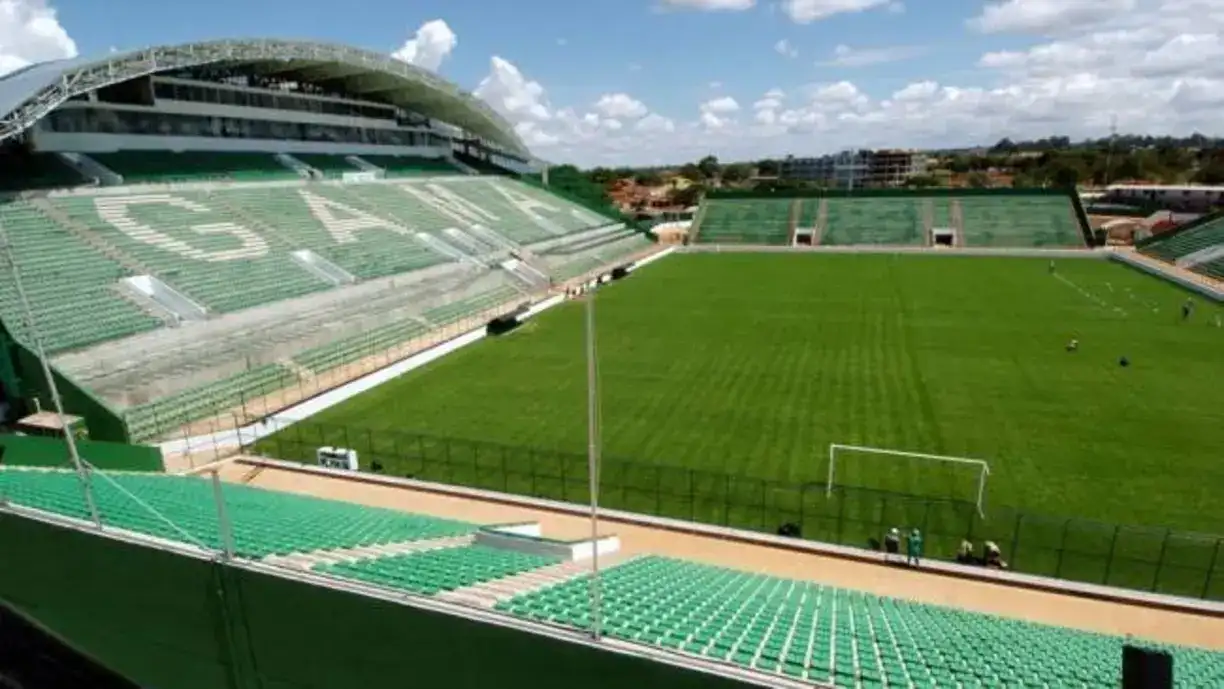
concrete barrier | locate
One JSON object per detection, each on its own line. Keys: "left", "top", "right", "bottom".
{"left": 479, "top": 523, "right": 622, "bottom": 561}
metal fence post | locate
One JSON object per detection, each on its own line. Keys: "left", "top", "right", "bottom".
{"left": 1008, "top": 512, "right": 1023, "bottom": 569}
{"left": 1102, "top": 525, "right": 1121, "bottom": 586}
{"left": 1151, "top": 528, "right": 1172, "bottom": 592}
{"left": 501, "top": 446, "right": 509, "bottom": 492}
{"left": 798, "top": 483, "right": 807, "bottom": 531}
{"left": 656, "top": 467, "right": 663, "bottom": 516}
{"left": 1054, "top": 519, "right": 1070, "bottom": 577}
{"left": 1202, "top": 538, "right": 1221, "bottom": 600}
{"left": 689, "top": 469, "right": 696, "bottom": 521}
{"left": 723, "top": 474, "right": 731, "bottom": 526}
{"left": 836, "top": 488, "right": 846, "bottom": 545}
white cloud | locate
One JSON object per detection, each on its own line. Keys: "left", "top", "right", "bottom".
{"left": 636, "top": 113, "right": 676, "bottom": 133}
{"left": 0, "top": 0, "right": 77, "bottom": 76}
{"left": 969, "top": 0, "right": 1136, "bottom": 34}
{"left": 476, "top": 0, "right": 1224, "bottom": 167}
{"left": 656, "top": 0, "right": 755, "bottom": 9}
{"left": 474, "top": 56, "right": 552, "bottom": 123}
{"left": 819, "top": 44, "right": 927, "bottom": 67}
{"left": 709, "top": 81, "right": 723, "bottom": 89}
{"left": 701, "top": 96, "right": 741, "bottom": 114}
{"left": 391, "top": 19, "right": 457, "bottom": 71}
{"left": 781, "top": 0, "right": 892, "bottom": 23}
{"left": 594, "top": 93, "right": 648, "bottom": 119}
{"left": 774, "top": 39, "right": 798, "bottom": 58}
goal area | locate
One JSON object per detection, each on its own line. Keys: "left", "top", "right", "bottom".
{"left": 826, "top": 443, "right": 991, "bottom": 518}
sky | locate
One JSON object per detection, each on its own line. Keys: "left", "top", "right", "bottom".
{"left": 1, "top": 0, "right": 1223, "bottom": 167}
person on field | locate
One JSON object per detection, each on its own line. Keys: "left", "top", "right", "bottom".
{"left": 1065, "top": 338, "right": 1079, "bottom": 352}
{"left": 1182, "top": 298, "right": 1194, "bottom": 321}
{"left": 956, "top": 539, "right": 975, "bottom": 565}
{"left": 906, "top": 528, "right": 924, "bottom": 567}
{"left": 984, "top": 541, "right": 1008, "bottom": 569}
{"left": 1048, "top": 260, "right": 1056, "bottom": 274}
{"left": 884, "top": 527, "right": 901, "bottom": 562}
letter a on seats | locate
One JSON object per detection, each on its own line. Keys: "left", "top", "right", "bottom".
{"left": 488, "top": 182, "right": 575, "bottom": 235}
{"left": 399, "top": 182, "right": 499, "bottom": 228}
{"left": 298, "top": 190, "right": 412, "bottom": 243}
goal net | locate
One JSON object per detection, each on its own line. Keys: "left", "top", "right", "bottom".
{"left": 826, "top": 444, "right": 991, "bottom": 518}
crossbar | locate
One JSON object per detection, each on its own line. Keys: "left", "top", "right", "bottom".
{"left": 827, "top": 443, "right": 991, "bottom": 518}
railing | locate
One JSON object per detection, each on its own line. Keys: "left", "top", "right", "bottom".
{"left": 251, "top": 421, "right": 1224, "bottom": 602}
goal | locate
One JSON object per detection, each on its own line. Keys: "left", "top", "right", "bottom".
{"left": 826, "top": 443, "right": 991, "bottom": 518}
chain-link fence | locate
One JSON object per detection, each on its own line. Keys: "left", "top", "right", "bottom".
{"left": 251, "top": 420, "right": 1224, "bottom": 602}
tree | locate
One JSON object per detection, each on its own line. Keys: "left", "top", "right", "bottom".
{"left": 906, "top": 174, "right": 940, "bottom": 188}
{"left": 756, "top": 159, "right": 780, "bottom": 176}
{"left": 697, "top": 155, "right": 721, "bottom": 180}
{"left": 679, "top": 163, "right": 703, "bottom": 181}
{"left": 670, "top": 183, "right": 704, "bottom": 207}
{"left": 966, "top": 171, "right": 990, "bottom": 188}
{"left": 721, "top": 163, "right": 753, "bottom": 184}
{"left": 635, "top": 171, "right": 663, "bottom": 186}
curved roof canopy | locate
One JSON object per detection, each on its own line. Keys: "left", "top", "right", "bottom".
{"left": 0, "top": 38, "right": 528, "bottom": 156}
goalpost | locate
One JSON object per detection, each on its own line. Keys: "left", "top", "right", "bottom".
{"left": 826, "top": 444, "right": 991, "bottom": 518}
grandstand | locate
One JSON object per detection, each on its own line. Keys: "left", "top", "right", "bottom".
{"left": 1138, "top": 211, "right": 1224, "bottom": 281}
{"left": 0, "top": 39, "right": 654, "bottom": 444}
{"left": 694, "top": 191, "right": 1089, "bottom": 248}
{"left": 3, "top": 464, "right": 1222, "bottom": 688}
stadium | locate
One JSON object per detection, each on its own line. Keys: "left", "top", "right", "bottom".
{"left": 0, "top": 36, "right": 1223, "bottom": 689}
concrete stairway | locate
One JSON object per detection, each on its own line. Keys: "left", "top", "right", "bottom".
{"left": 261, "top": 534, "right": 474, "bottom": 570}
{"left": 436, "top": 552, "right": 639, "bottom": 609}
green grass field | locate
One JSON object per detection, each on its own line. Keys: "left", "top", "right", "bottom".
{"left": 260, "top": 253, "right": 1224, "bottom": 595}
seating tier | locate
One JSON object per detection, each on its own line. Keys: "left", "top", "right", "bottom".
{"left": 357, "top": 155, "right": 461, "bottom": 177}
{"left": 497, "top": 556, "right": 1224, "bottom": 687}
{"left": 90, "top": 151, "right": 299, "bottom": 183}
{"left": 0, "top": 201, "right": 160, "bottom": 353}
{"left": 316, "top": 545, "right": 558, "bottom": 596}
{"left": 696, "top": 200, "right": 792, "bottom": 245}
{"left": 0, "top": 468, "right": 477, "bottom": 558}
{"left": 50, "top": 194, "right": 330, "bottom": 313}
{"left": 959, "top": 195, "right": 1083, "bottom": 247}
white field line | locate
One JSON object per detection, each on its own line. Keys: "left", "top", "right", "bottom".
{"left": 1053, "top": 272, "right": 1128, "bottom": 317}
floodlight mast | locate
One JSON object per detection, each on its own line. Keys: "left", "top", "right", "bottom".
{"left": 584, "top": 288, "right": 603, "bottom": 640}
{"left": 0, "top": 219, "right": 100, "bottom": 527}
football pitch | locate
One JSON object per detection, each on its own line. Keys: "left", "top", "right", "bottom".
{"left": 262, "top": 253, "right": 1224, "bottom": 591}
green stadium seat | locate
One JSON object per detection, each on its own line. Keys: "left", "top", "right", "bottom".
{"left": 0, "top": 467, "right": 478, "bottom": 558}
{"left": 696, "top": 200, "right": 792, "bottom": 245}
{"left": 422, "top": 287, "right": 521, "bottom": 326}
{"left": 959, "top": 195, "right": 1083, "bottom": 248}
{"left": 821, "top": 198, "right": 925, "bottom": 246}
{"left": 292, "top": 154, "right": 362, "bottom": 178}
{"left": 315, "top": 545, "right": 559, "bottom": 596}
{"left": 1139, "top": 215, "right": 1224, "bottom": 282}
{"left": 47, "top": 194, "right": 331, "bottom": 313}
{"left": 496, "top": 556, "right": 1224, "bottom": 688}
{"left": 292, "top": 318, "right": 431, "bottom": 373}
{"left": 0, "top": 201, "right": 160, "bottom": 353}
{"left": 123, "top": 364, "right": 296, "bottom": 441}
{"left": 356, "top": 155, "right": 462, "bottom": 177}
{"left": 90, "top": 151, "right": 300, "bottom": 184}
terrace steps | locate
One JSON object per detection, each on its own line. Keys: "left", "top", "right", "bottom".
{"left": 262, "top": 534, "right": 474, "bottom": 570}
{"left": 436, "top": 552, "right": 640, "bottom": 608}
